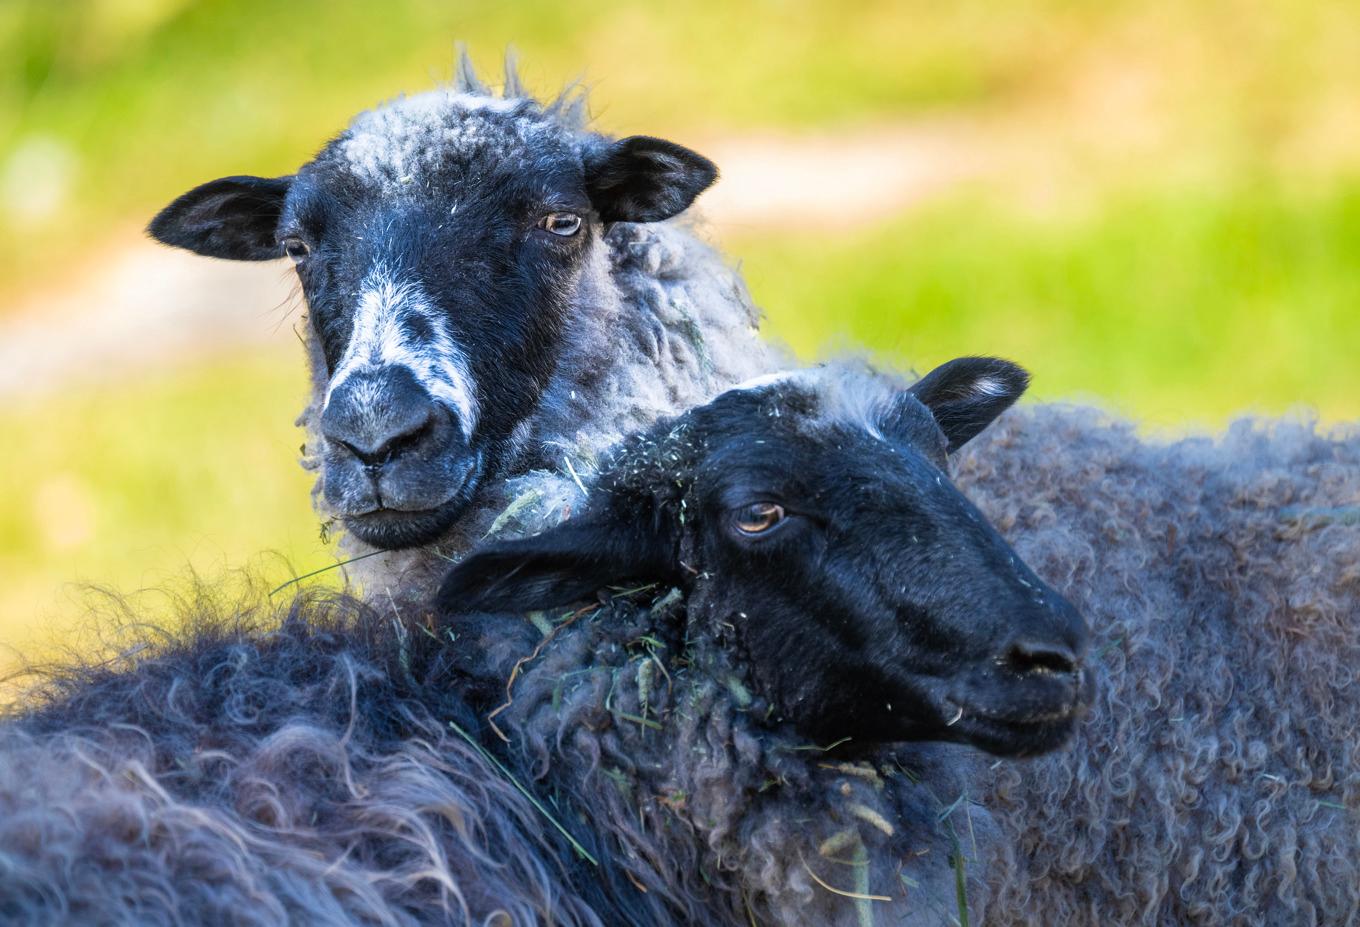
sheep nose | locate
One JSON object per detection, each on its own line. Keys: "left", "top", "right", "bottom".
{"left": 321, "top": 367, "right": 449, "bottom": 468}
{"left": 334, "top": 410, "right": 438, "bottom": 467}
{"left": 1002, "top": 637, "right": 1080, "bottom": 678}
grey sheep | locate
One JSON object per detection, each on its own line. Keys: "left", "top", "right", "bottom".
{"left": 146, "top": 51, "right": 780, "bottom": 603}
{"left": 957, "top": 403, "right": 1360, "bottom": 925}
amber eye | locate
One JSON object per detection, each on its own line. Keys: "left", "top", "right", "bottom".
{"left": 733, "top": 502, "right": 786, "bottom": 536}
{"left": 282, "top": 237, "right": 310, "bottom": 263}
{"left": 538, "top": 212, "right": 583, "bottom": 237}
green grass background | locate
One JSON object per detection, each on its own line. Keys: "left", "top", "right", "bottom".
{"left": 2, "top": 0, "right": 1357, "bottom": 661}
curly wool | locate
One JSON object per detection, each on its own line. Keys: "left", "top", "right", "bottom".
{"left": 956, "top": 406, "right": 1360, "bottom": 925}
{"left": 447, "top": 590, "right": 998, "bottom": 927}
{"left": 0, "top": 587, "right": 993, "bottom": 927}
{"left": 0, "top": 591, "right": 634, "bottom": 927}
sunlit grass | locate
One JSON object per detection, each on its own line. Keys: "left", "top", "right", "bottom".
{"left": 0, "top": 347, "right": 332, "bottom": 668}
{"left": 736, "top": 177, "right": 1360, "bottom": 426}
{"left": 3, "top": 0, "right": 1359, "bottom": 303}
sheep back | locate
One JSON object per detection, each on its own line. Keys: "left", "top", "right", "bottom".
{"left": 957, "top": 406, "right": 1360, "bottom": 926}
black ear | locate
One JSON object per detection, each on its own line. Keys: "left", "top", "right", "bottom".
{"left": 584, "top": 136, "right": 717, "bottom": 223}
{"left": 908, "top": 356, "right": 1029, "bottom": 452}
{"left": 436, "top": 513, "right": 677, "bottom": 616}
{"left": 147, "top": 175, "right": 292, "bottom": 260}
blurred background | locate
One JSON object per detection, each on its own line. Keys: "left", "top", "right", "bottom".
{"left": 2, "top": 0, "right": 1358, "bottom": 668}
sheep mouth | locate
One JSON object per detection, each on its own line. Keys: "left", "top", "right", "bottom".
{"left": 941, "top": 707, "right": 1084, "bottom": 758}
{"left": 344, "top": 501, "right": 466, "bottom": 549}
{"left": 343, "top": 465, "right": 484, "bottom": 550}
{"left": 937, "top": 670, "right": 1094, "bottom": 758}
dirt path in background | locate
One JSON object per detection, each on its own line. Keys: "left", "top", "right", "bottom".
{"left": 0, "top": 246, "right": 305, "bottom": 398}
{"left": 0, "top": 119, "right": 1015, "bottom": 399}
{"left": 14, "top": 93, "right": 1184, "bottom": 400}
{"left": 6, "top": 47, "right": 1358, "bottom": 402}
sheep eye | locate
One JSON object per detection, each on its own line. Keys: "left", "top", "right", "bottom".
{"left": 538, "top": 212, "right": 582, "bottom": 237}
{"left": 282, "top": 237, "right": 310, "bottom": 263}
{"left": 733, "top": 502, "right": 785, "bottom": 536}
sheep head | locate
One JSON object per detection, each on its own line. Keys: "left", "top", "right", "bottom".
{"left": 145, "top": 56, "right": 717, "bottom": 551}
{"left": 438, "top": 357, "right": 1094, "bottom": 759}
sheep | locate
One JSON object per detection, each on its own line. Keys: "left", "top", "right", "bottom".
{"left": 435, "top": 355, "right": 1098, "bottom": 926}
{"left": 437, "top": 359, "right": 1360, "bottom": 925}
{"left": 145, "top": 50, "right": 779, "bottom": 603}
{"left": 0, "top": 357, "right": 1094, "bottom": 926}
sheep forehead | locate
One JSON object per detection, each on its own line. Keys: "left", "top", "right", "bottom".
{"left": 735, "top": 365, "right": 902, "bottom": 443}
{"left": 608, "top": 421, "right": 704, "bottom": 492}
{"left": 732, "top": 370, "right": 804, "bottom": 392}
{"left": 335, "top": 89, "right": 570, "bottom": 191}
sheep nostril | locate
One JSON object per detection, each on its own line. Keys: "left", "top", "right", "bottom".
{"left": 336, "top": 413, "right": 438, "bottom": 469}
{"left": 1004, "top": 638, "right": 1079, "bottom": 678}
{"left": 379, "top": 413, "right": 438, "bottom": 460}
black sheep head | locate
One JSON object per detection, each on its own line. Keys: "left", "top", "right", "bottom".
{"left": 439, "top": 357, "right": 1095, "bottom": 758}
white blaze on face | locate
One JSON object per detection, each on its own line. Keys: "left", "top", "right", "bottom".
{"left": 325, "top": 265, "right": 480, "bottom": 439}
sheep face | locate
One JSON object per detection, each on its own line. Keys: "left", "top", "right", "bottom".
{"left": 147, "top": 90, "right": 715, "bottom": 551}
{"left": 440, "top": 358, "right": 1095, "bottom": 758}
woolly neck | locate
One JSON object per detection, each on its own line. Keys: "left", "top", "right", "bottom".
{"left": 442, "top": 585, "right": 998, "bottom": 926}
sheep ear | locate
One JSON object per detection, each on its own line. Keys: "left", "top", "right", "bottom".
{"left": 148, "top": 175, "right": 291, "bottom": 260}
{"left": 584, "top": 136, "right": 717, "bottom": 223}
{"left": 436, "top": 516, "right": 677, "bottom": 616}
{"left": 908, "top": 356, "right": 1029, "bottom": 452}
